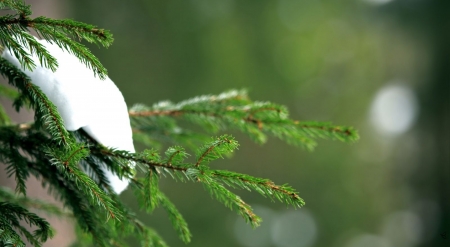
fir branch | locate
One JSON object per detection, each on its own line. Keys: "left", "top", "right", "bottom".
{"left": 13, "top": 224, "right": 40, "bottom": 247}
{"left": 0, "top": 57, "right": 72, "bottom": 145}
{"left": 0, "top": 126, "right": 29, "bottom": 195}
{"left": 31, "top": 17, "right": 113, "bottom": 47}
{"left": 295, "top": 121, "right": 359, "bottom": 142}
{"left": 62, "top": 190, "right": 111, "bottom": 247}
{"left": 111, "top": 206, "right": 170, "bottom": 247}
{"left": 25, "top": 160, "right": 112, "bottom": 247}
{"left": 25, "top": 82, "right": 69, "bottom": 144}
{"left": 129, "top": 90, "right": 249, "bottom": 135}
{"left": 0, "top": 20, "right": 59, "bottom": 71}
{"left": 210, "top": 170, "right": 304, "bottom": 207}
{"left": 2, "top": 112, "right": 311, "bottom": 246}
{"left": 0, "top": 15, "right": 113, "bottom": 46}
{"left": 0, "top": 26, "right": 38, "bottom": 71}
{"left": 63, "top": 191, "right": 111, "bottom": 247}
{"left": 95, "top": 147, "right": 188, "bottom": 174}
{"left": 45, "top": 144, "right": 123, "bottom": 221}
{"left": 139, "top": 170, "right": 160, "bottom": 213}
{"left": 93, "top": 135, "right": 304, "bottom": 211}
{"left": 163, "top": 146, "right": 188, "bottom": 165}
{"left": 193, "top": 170, "right": 262, "bottom": 227}
{"left": 129, "top": 89, "right": 359, "bottom": 150}
{"left": 0, "top": 0, "right": 31, "bottom": 16}
{"left": 93, "top": 136, "right": 305, "bottom": 230}
{"left": 0, "top": 13, "right": 112, "bottom": 78}
{"left": 131, "top": 111, "right": 208, "bottom": 150}
{"left": 157, "top": 193, "right": 191, "bottom": 243}
{"left": 138, "top": 166, "right": 191, "bottom": 243}
{"left": 0, "top": 201, "right": 54, "bottom": 246}
{"left": 4, "top": 150, "right": 28, "bottom": 195}
{"left": 31, "top": 29, "right": 108, "bottom": 79}
{"left": 80, "top": 156, "right": 116, "bottom": 193}
{"left": 139, "top": 226, "right": 169, "bottom": 247}
{"left": 93, "top": 138, "right": 218, "bottom": 182}
{"left": 73, "top": 129, "right": 137, "bottom": 185}
{"left": 0, "top": 222, "right": 25, "bottom": 247}
{"left": 195, "top": 135, "right": 238, "bottom": 166}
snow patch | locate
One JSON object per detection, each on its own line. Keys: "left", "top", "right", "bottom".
{"left": 2, "top": 38, "right": 135, "bottom": 194}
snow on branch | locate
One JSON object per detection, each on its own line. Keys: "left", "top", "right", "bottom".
{"left": 0, "top": 57, "right": 72, "bottom": 145}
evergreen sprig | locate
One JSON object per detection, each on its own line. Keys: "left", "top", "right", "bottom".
{"left": 138, "top": 225, "right": 169, "bottom": 247}
{"left": 0, "top": 0, "right": 31, "bottom": 16}
{"left": 157, "top": 192, "right": 191, "bottom": 243}
{"left": 0, "top": 1, "right": 112, "bottom": 78}
{"left": 0, "top": 1, "right": 359, "bottom": 246}
{"left": 44, "top": 143, "right": 124, "bottom": 221}
{"left": 210, "top": 170, "right": 304, "bottom": 207}
{"left": 86, "top": 135, "right": 304, "bottom": 232}
{"left": 0, "top": 125, "right": 115, "bottom": 247}
{"left": 195, "top": 169, "right": 263, "bottom": 227}
{"left": 130, "top": 89, "right": 359, "bottom": 151}
{"left": 195, "top": 135, "right": 238, "bottom": 166}
{"left": 0, "top": 201, "right": 53, "bottom": 247}
{"left": 0, "top": 125, "right": 37, "bottom": 196}
{"left": 0, "top": 57, "right": 72, "bottom": 145}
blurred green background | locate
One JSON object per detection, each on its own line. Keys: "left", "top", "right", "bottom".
{"left": 60, "top": 0, "right": 449, "bottom": 246}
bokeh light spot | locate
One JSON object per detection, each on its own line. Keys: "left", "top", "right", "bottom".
{"left": 234, "top": 205, "right": 275, "bottom": 247}
{"left": 271, "top": 209, "right": 317, "bottom": 247}
{"left": 370, "top": 84, "right": 418, "bottom": 136}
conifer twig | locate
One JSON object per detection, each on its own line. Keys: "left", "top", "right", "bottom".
{"left": 0, "top": 201, "right": 54, "bottom": 247}
{"left": 45, "top": 144, "right": 123, "bottom": 221}
{"left": 0, "top": 7, "right": 113, "bottom": 78}
{"left": 92, "top": 142, "right": 304, "bottom": 206}
{"left": 87, "top": 135, "right": 304, "bottom": 228}
{"left": 0, "top": 57, "right": 72, "bottom": 145}
{"left": 130, "top": 90, "right": 359, "bottom": 150}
